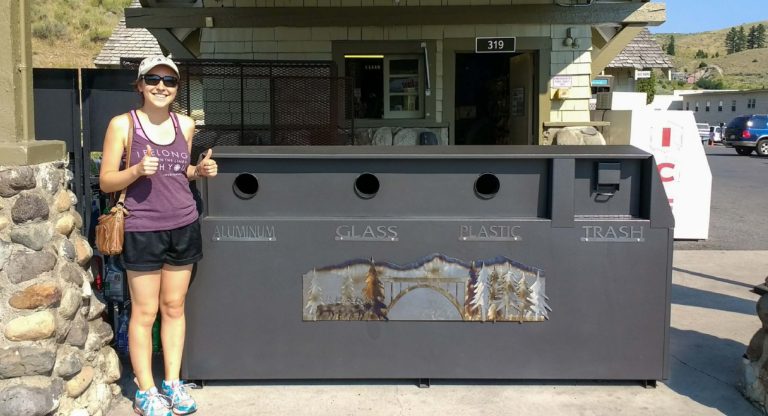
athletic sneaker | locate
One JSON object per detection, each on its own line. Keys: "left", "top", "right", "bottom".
{"left": 160, "top": 380, "right": 198, "bottom": 415}
{"left": 133, "top": 386, "right": 172, "bottom": 416}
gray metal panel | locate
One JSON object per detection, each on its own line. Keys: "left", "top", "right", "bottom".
{"left": 184, "top": 146, "right": 673, "bottom": 381}
{"left": 550, "top": 158, "right": 574, "bottom": 228}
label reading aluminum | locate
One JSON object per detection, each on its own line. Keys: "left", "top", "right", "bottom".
{"left": 475, "top": 37, "right": 516, "bottom": 53}
{"left": 213, "top": 224, "right": 276, "bottom": 242}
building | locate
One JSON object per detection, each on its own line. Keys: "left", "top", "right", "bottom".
{"left": 118, "top": 0, "right": 665, "bottom": 145}
{"left": 678, "top": 89, "right": 768, "bottom": 128}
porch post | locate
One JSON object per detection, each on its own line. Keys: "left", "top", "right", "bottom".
{"left": 0, "top": 0, "right": 65, "bottom": 165}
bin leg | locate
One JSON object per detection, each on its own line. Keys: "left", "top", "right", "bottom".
{"left": 417, "top": 378, "right": 430, "bottom": 388}
{"left": 190, "top": 380, "right": 205, "bottom": 389}
{"left": 642, "top": 380, "right": 657, "bottom": 389}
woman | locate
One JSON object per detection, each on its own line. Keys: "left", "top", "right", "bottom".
{"left": 100, "top": 56, "right": 217, "bottom": 416}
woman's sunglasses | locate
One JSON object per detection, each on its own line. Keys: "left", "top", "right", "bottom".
{"left": 141, "top": 74, "right": 179, "bottom": 88}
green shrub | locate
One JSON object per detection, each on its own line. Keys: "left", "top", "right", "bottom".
{"left": 32, "top": 20, "right": 68, "bottom": 40}
{"left": 89, "top": 27, "right": 112, "bottom": 42}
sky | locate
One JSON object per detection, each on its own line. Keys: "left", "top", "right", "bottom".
{"left": 649, "top": 0, "right": 768, "bottom": 34}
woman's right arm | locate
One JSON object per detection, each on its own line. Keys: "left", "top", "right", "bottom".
{"left": 99, "top": 114, "right": 150, "bottom": 193}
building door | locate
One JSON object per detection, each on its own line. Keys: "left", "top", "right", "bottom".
{"left": 454, "top": 52, "right": 535, "bottom": 145}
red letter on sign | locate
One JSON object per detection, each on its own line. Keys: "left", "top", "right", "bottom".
{"left": 658, "top": 162, "right": 675, "bottom": 182}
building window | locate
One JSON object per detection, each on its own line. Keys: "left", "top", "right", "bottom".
{"left": 346, "top": 55, "right": 424, "bottom": 119}
{"left": 718, "top": 101, "right": 723, "bottom": 112}
{"left": 705, "top": 101, "right": 710, "bottom": 112}
{"left": 685, "top": 102, "right": 690, "bottom": 111}
{"left": 695, "top": 102, "right": 699, "bottom": 112}
{"left": 748, "top": 98, "right": 757, "bottom": 109}
{"left": 732, "top": 100, "right": 737, "bottom": 112}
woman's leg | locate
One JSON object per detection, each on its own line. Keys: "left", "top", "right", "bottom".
{"left": 127, "top": 269, "right": 162, "bottom": 391}
{"left": 159, "top": 264, "right": 193, "bottom": 381}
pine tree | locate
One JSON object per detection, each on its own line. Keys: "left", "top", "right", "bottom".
{"left": 725, "top": 28, "right": 737, "bottom": 54}
{"left": 486, "top": 268, "right": 502, "bottom": 321}
{"left": 514, "top": 275, "right": 533, "bottom": 323}
{"left": 748, "top": 25, "right": 758, "bottom": 49}
{"left": 304, "top": 271, "right": 323, "bottom": 321}
{"left": 340, "top": 274, "right": 355, "bottom": 304}
{"left": 757, "top": 24, "right": 767, "bottom": 48}
{"left": 464, "top": 262, "right": 479, "bottom": 320}
{"left": 363, "top": 260, "right": 388, "bottom": 320}
{"left": 665, "top": 35, "right": 675, "bottom": 56}
{"left": 470, "top": 265, "right": 489, "bottom": 322}
{"left": 737, "top": 26, "right": 748, "bottom": 52}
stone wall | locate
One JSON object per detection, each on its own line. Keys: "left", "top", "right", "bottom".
{"left": 0, "top": 161, "right": 120, "bottom": 416}
{"left": 743, "top": 288, "right": 768, "bottom": 413}
{"left": 354, "top": 127, "right": 448, "bottom": 145}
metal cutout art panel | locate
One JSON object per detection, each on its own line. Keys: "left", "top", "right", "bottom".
{"left": 302, "top": 254, "right": 550, "bottom": 322}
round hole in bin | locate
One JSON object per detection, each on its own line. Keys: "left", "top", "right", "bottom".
{"left": 233, "top": 173, "right": 259, "bottom": 200}
{"left": 474, "top": 173, "right": 500, "bottom": 199}
{"left": 354, "top": 173, "right": 380, "bottom": 199}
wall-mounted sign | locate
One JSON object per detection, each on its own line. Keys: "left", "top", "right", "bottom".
{"left": 635, "top": 70, "right": 652, "bottom": 80}
{"left": 551, "top": 76, "right": 572, "bottom": 88}
{"left": 475, "top": 37, "right": 516, "bottom": 53}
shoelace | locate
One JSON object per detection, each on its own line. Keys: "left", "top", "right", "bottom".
{"left": 170, "top": 382, "right": 197, "bottom": 403}
{"left": 146, "top": 391, "right": 173, "bottom": 410}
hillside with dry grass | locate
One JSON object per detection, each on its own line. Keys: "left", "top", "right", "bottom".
{"left": 654, "top": 20, "right": 768, "bottom": 90}
{"left": 31, "top": 0, "right": 131, "bottom": 68}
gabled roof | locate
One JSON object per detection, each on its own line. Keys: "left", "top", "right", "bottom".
{"left": 94, "top": 0, "right": 162, "bottom": 67}
{"left": 607, "top": 28, "right": 673, "bottom": 69}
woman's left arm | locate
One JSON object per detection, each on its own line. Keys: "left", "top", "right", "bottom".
{"left": 179, "top": 114, "right": 217, "bottom": 180}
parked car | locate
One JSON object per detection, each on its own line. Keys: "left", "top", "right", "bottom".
{"left": 723, "top": 115, "right": 768, "bottom": 156}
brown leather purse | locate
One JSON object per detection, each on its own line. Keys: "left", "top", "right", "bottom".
{"left": 95, "top": 114, "right": 134, "bottom": 256}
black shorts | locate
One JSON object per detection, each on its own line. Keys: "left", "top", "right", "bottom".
{"left": 122, "top": 220, "right": 203, "bottom": 271}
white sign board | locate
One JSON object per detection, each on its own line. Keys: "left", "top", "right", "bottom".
{"left": 551, "top": 76, "right": 572, "bottom": 88}
{"left": 635, "top": 70, "right": 652, "bottom": 80}
{"left": 628, "top": 111, "right": 712, "bottom": 240}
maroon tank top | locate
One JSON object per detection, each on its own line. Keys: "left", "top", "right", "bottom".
{"left": 124, "top": 110, "right": 198, "bottom": 232}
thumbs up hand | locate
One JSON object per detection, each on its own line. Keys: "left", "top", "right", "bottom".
{"left": 137, "top": 145, "right": 159, "bottom": 176}
{"left": 195, "top": 148, "right": 218, "bottom": 178}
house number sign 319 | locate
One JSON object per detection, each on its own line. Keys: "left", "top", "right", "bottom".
{"left": 475, "top": 37, "right": 517, "bottom": 53}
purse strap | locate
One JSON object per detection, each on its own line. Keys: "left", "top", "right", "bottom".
{"left": 116, "top": 111, "right": 135, "bottom": 206}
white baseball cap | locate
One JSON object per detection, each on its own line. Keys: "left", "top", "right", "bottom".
{"left": 137, "top": 56, "right": 180, "bottom": 80}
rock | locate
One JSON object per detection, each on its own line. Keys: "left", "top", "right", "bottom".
{"left": 71, "top": 235, "right": 92, "bottom": 267}
{"left": 0, "top": 384, "right": 54, "bottom": 416}
{"left": 36, "top": 164, "right": 63, "bottom": 195}
{"left": 0, "top": 216, "right": 9, "bottom": 231}
{"left": 69, "top": 409, "right": 89, "bottom": 416}
{"left": 84, "top": 320, "right": 113, "bottom": 358}
{"left": 748, "top": 328, "right": 767, "bottom": 361}
{"left": 11, "top": 193, "right": 49, "bottom": 224}
{"left": 54, "top": 190, "right": 72, "bottom": 213}
{"left": 65, "top": 366, "right": 94, "bottom": 398}
{"left": 10, "top": 222, "right": 54, "bottom": 251}
{"left": 54, "top": 345, "right": 83, "bottom": 379}
{"left": 58, "top": 287, "right": 82, "bottom": 321}
{"left": 83, "top": 383, "right": 112, "bottom": 415}
{"left": 97, "top": 347, "right": 121, "bottom": 383}
{"left": 0, "top": 345, "right": 56, "bottom": 379}
{"left": 53, "top": 235, "right": 76, "bottom": 261}
{"left": 372, "top": 127, "right": 393, "bottom": 146}
{"left": 758, "top": 294, "right": 768, "bottom": 329}
{"left": 8, "top": 282, "right": 61, "bottom": 310}
{"left": 86, "top": 293, "right": 106, "bottom": 321}
{"left": 0, "top": 167, "right": 36, "bottom": 198}
{"left": 55, "top": 214, "right": 75, "bottom": 236}
{"left": 4, "top": 311, "right": 56, "bottom": 341}
{"left": 5, "top": 251, "right": 57, "bottom": 284}
{"left": 71, "top": 211, "right": 83, "bottom": 231}
{"left": 65, "top": 314, "right": 89, "bottom": 348}
{"left": 58, "top": 262, "right": 84, "bottom": 286}
{"left": 553, "top": 126, "right": 606, "bottom": 145}
{"left": 393, "top": 128, "right": 418, "bottom": 146}
{"left": 0, "top": 240, "right": 13, "bottom": 271}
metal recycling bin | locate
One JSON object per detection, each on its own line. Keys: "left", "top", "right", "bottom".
{"left": 183, "top": 145, "right": 673, "bottom": 382}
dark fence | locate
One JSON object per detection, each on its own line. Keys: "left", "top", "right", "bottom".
{"left": 33, "top": 59, "right": 355, "bottom": 240}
